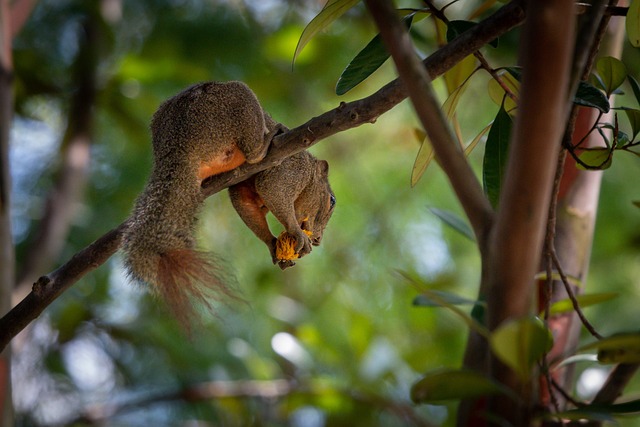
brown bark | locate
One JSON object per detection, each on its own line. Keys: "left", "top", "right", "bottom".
{"left": 483, "top": 0, "right": 576, "bottom": 424}
{"left": 0, "top": 0, "right": 14, "bottom": 424}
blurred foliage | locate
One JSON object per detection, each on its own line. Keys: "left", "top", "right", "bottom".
{"left": 8, "top": 0, "right": 640, "bottom": 426}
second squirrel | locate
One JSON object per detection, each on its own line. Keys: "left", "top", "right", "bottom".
{"left": 122, "top": 81, "right": 335, "bottom": 322}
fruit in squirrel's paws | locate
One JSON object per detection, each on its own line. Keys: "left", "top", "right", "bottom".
{"left": 275, "top": 229, "right": 313, "bottom": 261}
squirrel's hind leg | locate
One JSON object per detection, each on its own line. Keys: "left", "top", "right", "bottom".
{"left": 228, "top": 180, "right": 279, "bottom": 263}
{"left": 198, "top": 144, "right": 247, "bottom": 181}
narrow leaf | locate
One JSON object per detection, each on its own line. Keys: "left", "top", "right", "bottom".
{"left": 294, "top": 0, "right": 360, "bottom": 64}
{"left": 428, "top": 207, "right": 475, "bottom": 241}
{"left": 624, "top": 108, "right": 640, "bottom": 140}
{"left": 336, "top": 32, "right": 389, "bottom": 95}
{"left": 626, "top": 0, "right": 640, "bottom": 47}
{"left": 443, "top": 79, "right": 470, "bottom": 122}
{"left": 574, "top": 81, "right": 610, "bottom": 113}
{"left": 577, "top": 148, "right": 613, "bottom": 170}
{"left": 336, "top": 11, "right": 428, "bottom": 94}
{"left": 444, "top": 54, "right": 477, "bottom": 95}
{"left": 490, "top": 317, "right": 553, "bottom": 381}
{"left": 411, "top": 133, "right": 435, "bottom": 187}
{"left": 465, "top": 122, "right": 492, "bottom": 156}
{"left": 580, "top": 333, "right": 640, "bottom": 364}
{"left": 553, "top": 354, "right": 599, "bottom": 370}
{"left": 548, "top": 292, "right": 618, "bottom": 316}
{"left": 487, "top": 71, "right": 519, "bottom": 112}
{"left": 562, "top": 399, "right": 640, "bottom": 420}
{"left": 411, "top": 369, "right": 506, "bottom": 403}
{"left": 399, "top": 272, "right": 489, "bottom": 338}
{"left": 534, "top": 271, "right": 583, "bottom": 288}
{"left": 413, "top": 290, "right": 478, "bottom": 307}
{"left": 628, "top": 74, "right": 640, "bottom": 107}
{"left": 595, "top": 56, "right": 627, "bottom": 96}
{"left": 483, "top": 106, "right": 513, "bottom": 207}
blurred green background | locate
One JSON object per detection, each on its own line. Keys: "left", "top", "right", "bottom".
{"left": 9, "top": 0, "right": 640, "bottom": 426}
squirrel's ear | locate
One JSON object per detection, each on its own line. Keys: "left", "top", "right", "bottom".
{"left": 316, "top": 160, "right": 329, "bottom": 177}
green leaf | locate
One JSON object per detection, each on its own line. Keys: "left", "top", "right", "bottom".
{"left": 574, "top": 81, "right": 610, "bottom": 113}
{"left": 553, "top": 354, "right": 599, "bottom": 370}
{"left": 411, "top": 368, "right": 506, "bottom": 403}
{"left": 490, "top": 317, "right": 553, "bottom": 381}
{"left": 336, "top": 11, "right": 427, "bottom": 95}
{"left": 616, "top": 129, "right": 631, "bottom": 146}
{"left": 400, "top": 272, "right": 489, "bottom": 338}
{"left": 577, "top": 148, "right": 612, "bottom": 170}
{"left": 561, "top": 399, "right": 640, "bottom": 421}
{"left": 413, "top": 290, "right": 478, "bottom": 307}
{"left": 294, "top": 0, "right": 360, "bottom": 65}
{"left": 427, "top": 207, "right": 475, "bottom": 241}
{"left": 483, "top": 106, "right": 512, "bottom": 208}
{"left": 627, "top": 0, "right": 640, "bottom": 47}
{"left": 411, "top": 132, "right": 434, "bottom": 187}
{"left": 548, "top": 292, "right": 618, "bottom": 316}
{"left": 335, "top": 31, "right": 388, "bottom": 95}
{"left": 595, "top": 56, "right": 627, "bottom": 96}
{"left": 633, "top": 200, "right": 640, "bottom": 208}
{"left": 628, "top": 74, "right": 640, "bottom": 107}
{"left": 534, "top": 271, "right": 583, "bottom": 288}
{"left": 580, "top": 332, "right": 640, "bottom": 364}
{"left": 446, "top": 20, "right": 499, "bottom": 48}
{"left": 624, "top": 108, "right": 640, "bottom": 140}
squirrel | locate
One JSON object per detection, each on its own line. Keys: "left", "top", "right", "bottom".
{"left": 122, "top": 81, "right": 335, "bottom": 324}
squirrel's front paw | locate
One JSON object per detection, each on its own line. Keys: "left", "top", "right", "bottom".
{"left": 277, "top": 259, "right": 296, "bottom": 270}
{"left": 274, "top": 230, "right": 312, "bottom": 264}
{"left": 293, "top": 229, "right": 313, "bottom": 257}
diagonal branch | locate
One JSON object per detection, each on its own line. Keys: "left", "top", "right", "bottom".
{"left": 362, "top": 0, "right": 493, "bottom": 243}
{"left": 0, "top": 225, "right": 124, "bottom": 351}
{"left": 202, "top": 0, "right": 525, "bottom": 198}
{"left": 0, "top": 1, "right": 527, "bottom": 352}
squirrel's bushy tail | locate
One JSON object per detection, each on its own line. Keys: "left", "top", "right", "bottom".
{"left": 154, "top": 248, "right": 236, "bottom": 327}
{"left": 126, "top": 246, "right": 236, "bottom": 328}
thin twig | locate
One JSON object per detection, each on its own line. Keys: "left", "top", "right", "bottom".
{"left": 202, "top": 1, "right": 526, "bottom": 198}
{"left": 592, "top": 363, "right": 640, "bottom": 405}
{"left": 365, "top": 0, "right": 494, "bottom": 247}
{"left": 550, "top": 249, "right": 603, "bottom": 340}
{"left": 423, "top": 0, "right": 518, "bottom": 103}
{"left": 71, "top": 379, "right": 434, "bottom": 427}
{"left": 551, "top": 377, "right": 584, "bottom": 408}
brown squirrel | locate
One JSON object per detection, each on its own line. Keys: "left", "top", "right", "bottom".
{"left": 122, "top": 81, "right": 335, "bottom": 323}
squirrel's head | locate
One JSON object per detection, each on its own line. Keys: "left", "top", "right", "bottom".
{"left": 299, "top": 159, "right": 336, "bottom": 246}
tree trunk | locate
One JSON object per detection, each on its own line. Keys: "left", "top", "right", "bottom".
{"left": 0, "top": 0, "right": 15, "bottom": 424}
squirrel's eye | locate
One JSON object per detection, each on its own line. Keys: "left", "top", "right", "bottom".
{"left": 329, "top": 194, "right": 336, "bottom": 208}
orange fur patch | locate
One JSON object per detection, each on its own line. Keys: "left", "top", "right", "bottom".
{"left": 198, "top": 147, "right": 246, "bottom": 180}
{"left": 155, "top": 249, "right": 238, "bottom": 330}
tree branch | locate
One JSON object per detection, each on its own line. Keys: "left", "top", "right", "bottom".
{"left": 1, "top": 1, "right": 527, "bottom": 352}
{"left": 366, "top": 0, "right": 495, "bottom": 245}
{"left": 202, "top": 0, "right": 525, "bottom": 198}
{"left": 15, "top": 13, "right": 99, "bottom": 298}
{"left": 0, "top": 225, "right": 124, "bottom": 351}
{"left": 485, "top": 0, "right": 576, "bottom": 422}
{"left": 73, "top": 379, "right": 434, "bottom": 427}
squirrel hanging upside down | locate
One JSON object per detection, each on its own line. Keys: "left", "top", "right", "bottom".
{"left": 121, "top": 81, "right": 335, "bottom": 323}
